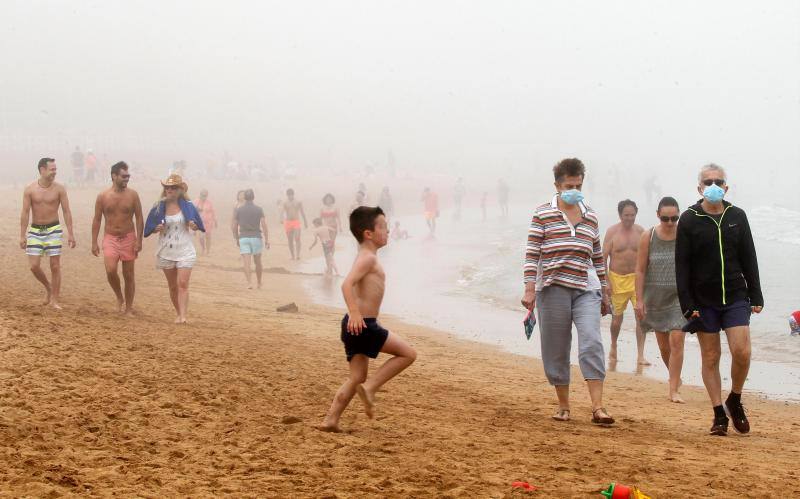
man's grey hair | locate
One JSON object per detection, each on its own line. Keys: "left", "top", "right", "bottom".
{"left": 698, "top": 163, "right": 727, "bottom": 183}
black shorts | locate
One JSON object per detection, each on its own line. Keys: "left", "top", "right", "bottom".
{"left": 683, "top": 299, "right": 751, "bottom": 333}
{"left": 341, "top": 315, "right": 389, "bottom": 362}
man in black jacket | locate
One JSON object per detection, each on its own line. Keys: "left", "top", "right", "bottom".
{"left": 676, "top": 163, "right": 763, "bottom": 437}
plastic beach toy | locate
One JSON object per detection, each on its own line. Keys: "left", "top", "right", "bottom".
{"left": 512, "top": 481, "right": 537, "bottom": 491}
{"left": 601, "top": 482, "right": 631, "bottom": 498}
{"left": 600, "top": 483, "right": 651, "bottom": 499}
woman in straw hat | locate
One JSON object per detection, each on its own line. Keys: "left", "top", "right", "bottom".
{"left": 144, "top": 174, "right": 205, "bottom": 323}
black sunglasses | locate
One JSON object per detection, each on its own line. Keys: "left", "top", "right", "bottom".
{"left": 164, "top": 185, "right": 179, "bottom": 190}
{"left": 702, "top": 179, "right": 725, "bottom": 186}
{"left": 660, "top": 216, "right": 679, "bottom": 222}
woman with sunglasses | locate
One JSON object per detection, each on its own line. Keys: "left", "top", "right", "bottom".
{"left": 634, "top": 196, "right": 686, "bottom": 403}
{"left": 144, "top": 174, "right": 205, "bottom": 324}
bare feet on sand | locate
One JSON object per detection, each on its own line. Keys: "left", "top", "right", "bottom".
{"left": 316, "top": 423, "right": 343, "bottom": 433}
{"left": 609, "top": 347, "right": 617, "bottom": 362}
{"left": 670, "top": 379, "right": 685, "bottom": 403}
{"left": 124, "top": 309, "right": 135, "bottom": 318}
{"left": 670, "top": 393, "right": 686, "bottom": 403}
{"left": 638, "top": 357, "right": 652, "bottom": 366}
{"left": 356, "top": 385, "right": 375, "bottom": 419}
{"left": 117, "top": 300, "right": 126, "bottom": 313}
{"left": 42, "top": 292, "right": 60, "bottom": 309}
{"left": 174, "top": 317, "right": 188, "bottom": 324}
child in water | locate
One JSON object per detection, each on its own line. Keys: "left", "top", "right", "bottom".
{"left": 309, "top": 218, "right": 339, "bottom": 276}
{"left": 392, "top": 221, "right": 409, "bottom": 240}
{"left": 790, "top": 311, "right": 800, "bottom": 336}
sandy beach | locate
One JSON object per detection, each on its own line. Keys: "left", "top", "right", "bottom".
{"left": 1, "top": 184, "right": 799, "bottom": 498}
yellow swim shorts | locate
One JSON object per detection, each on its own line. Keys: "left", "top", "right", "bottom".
{"left": 609, "top": 270, "right": 636, "bottom": 316}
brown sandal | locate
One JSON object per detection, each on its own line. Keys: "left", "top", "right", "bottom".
{"left": 591, "top": 407, "right": 615, "bottom": 425}
{"left": 552, "top": 409, "right": 570, "bottom": 421}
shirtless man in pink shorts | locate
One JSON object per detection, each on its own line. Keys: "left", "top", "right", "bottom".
{"left": 91, "top": 161, "right": 143, "bottom": 315}
{"left": 281, "top": 188, "right": 308, "bottom": 260}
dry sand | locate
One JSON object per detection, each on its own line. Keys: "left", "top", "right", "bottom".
{"left": 1, "top": 184, "right": 799, "bottom": 498}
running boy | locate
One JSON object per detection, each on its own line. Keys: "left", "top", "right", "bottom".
{"left": 319, "top": 207, "right": 416, "bottom": 432}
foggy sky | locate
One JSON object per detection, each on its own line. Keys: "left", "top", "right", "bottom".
{"left": 1, "top": 1, "right": 798, "bottom": 185}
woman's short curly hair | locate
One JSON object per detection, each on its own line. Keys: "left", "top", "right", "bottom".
{"left": 553, "top": 158, "right": 586, "bottom": 182}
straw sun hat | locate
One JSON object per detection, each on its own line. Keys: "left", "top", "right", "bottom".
{"left": 161, "top": 173, "right": 187, "bottom": 192}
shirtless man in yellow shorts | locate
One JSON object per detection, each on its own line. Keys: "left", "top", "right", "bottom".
{"left": 603, "top": 199, "right": 646, "bottom": 364}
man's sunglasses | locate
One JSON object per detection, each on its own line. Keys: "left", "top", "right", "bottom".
{"left": 120, "top": 174, "right": 131, "bottom": 179}
{"left": 660, "top": 216, "right": 679, "bottom": 222}
{"left": 164, "top": 185, "right": 179, "bottom": 190}
{"left": 702, "top": 179, "right": 725, "bottom": 187}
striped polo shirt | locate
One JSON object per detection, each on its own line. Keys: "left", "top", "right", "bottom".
{"left": 524, "top": 195, "right": 607, "bottom": 291}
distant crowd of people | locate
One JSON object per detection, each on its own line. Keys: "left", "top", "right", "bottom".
{"left": 69, "top": 145, "right": 100, "bottom": 187}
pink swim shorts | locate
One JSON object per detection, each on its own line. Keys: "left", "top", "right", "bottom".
{"left": 103, "top": 231, "right": 137, "bottom": 262}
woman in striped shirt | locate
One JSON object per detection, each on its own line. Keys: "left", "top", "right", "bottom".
{"left": 521, "top": 158, "right": 614, "bottom": 425}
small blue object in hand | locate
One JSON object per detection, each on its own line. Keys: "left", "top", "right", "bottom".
{"left": 523, "top": 309, "right": 536, "bottom": 340}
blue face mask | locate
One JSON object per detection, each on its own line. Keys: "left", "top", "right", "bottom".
{"left": 702, "top": 184, "right": 725, "bottom": 203}
{"left": 560, "top": 189, "right": 584, "bottom": 205}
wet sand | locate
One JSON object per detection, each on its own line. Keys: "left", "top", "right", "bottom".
{"left": 1, "top": 184, "right": 799, "bottom": 497}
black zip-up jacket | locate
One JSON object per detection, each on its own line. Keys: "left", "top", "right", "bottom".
{"left": 675, "top": 200, "right": 763, "bottom": 317}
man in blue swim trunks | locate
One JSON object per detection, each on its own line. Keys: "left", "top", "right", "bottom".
{"left": 232, "top": 189, "right": 269, "bottom": 289}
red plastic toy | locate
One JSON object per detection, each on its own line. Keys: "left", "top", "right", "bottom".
{"left": 601, "top": 482, "right": 632, "bottom": 498}
{"left": 512, "top": 481, "right": 538, "bottom": 492}
{"left": 601, "top": 483, "right": 651, "bottom": 499}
